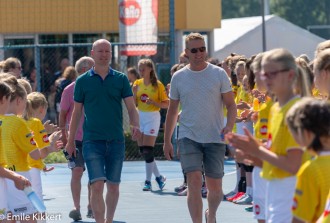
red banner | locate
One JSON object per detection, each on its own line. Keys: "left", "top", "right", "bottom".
{"left": 119, "top": 0, "right": 158, "bottom": 56}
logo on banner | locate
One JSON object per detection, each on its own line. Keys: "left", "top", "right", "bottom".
{"left": 119, "top": 1, "right": 141, "bottom": 26}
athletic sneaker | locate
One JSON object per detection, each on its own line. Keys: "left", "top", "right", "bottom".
{"left": 177, "top": 187, "right": 188, "bottom": 196}
{"left": 227, "top": 192, "right": 245, "bottom": 202}
{"left": 69, "top": 209, "right": 82, "bottom": 221}
{"left": 155, "top": 175, "right": 166, "bottom": 190}
{"left": 174, "top": 183, "right": 187, "bottom": 193}
{"left": 245, "top": 205, "right": 253, "bottom": 212}
{"left": 234, "top": 193, "right": 253, "bottom": 204}
{"left": 143, "top": 180, "right": 152, "bottom": 191}
{"left": 224, "top": 190, "right": 236, "bottom": 200}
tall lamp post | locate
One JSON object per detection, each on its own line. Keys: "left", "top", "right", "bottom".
{"left": 261, "top": 0, "right": 267, "bottom": 52}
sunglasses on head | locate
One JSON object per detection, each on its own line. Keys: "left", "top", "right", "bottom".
{"left": 188, "top": 46, "right": 206, "bottom": 54}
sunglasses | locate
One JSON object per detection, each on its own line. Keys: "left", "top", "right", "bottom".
{"left": 188, "top": 46, "right": 206, "bottom": 54}
{"left": 260, "top": 68, "right": 290, "bottom": 79}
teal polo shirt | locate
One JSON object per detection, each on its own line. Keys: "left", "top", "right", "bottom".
{"left": 74, "top": 67, "right": 133, "bottom": 141}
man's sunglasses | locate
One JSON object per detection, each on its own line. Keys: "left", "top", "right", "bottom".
{"left": 188, "top": 46, "right": 206, "bottom": 54}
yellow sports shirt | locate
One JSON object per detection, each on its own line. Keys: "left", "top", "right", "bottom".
{"left": 2, "top": 115, "right": 37, "bottom": 172}
{"left": 292, "top": 154, "right": 330, "bottom": 222}
{"left": 254, "top": 100, "right": 273, "bottom": 141}
{"left": 235, "top": 86, "right": 253, "bottom": 116}
{"left": 322, "top": 191, "right": 330, "bottom": 223}
{"left": 261, "top": 97, "right": 309, "bottom": 180}
{"left": 0, "top": 115, "right": 6, "bottom": 167}
{"left": 134, "top": 79, "right": 168, "bottom": 112}
{"left": 27, "top": 118, "right": 49, "bottom": 170}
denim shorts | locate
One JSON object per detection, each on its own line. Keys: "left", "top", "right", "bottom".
{"left": 178, "top": 137, "right": 226, "bottom": 179}
{"left": 83, "top": 140, "right": 125, "bottom": 184}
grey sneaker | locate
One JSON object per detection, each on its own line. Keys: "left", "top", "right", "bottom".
{"left": 69, "top": 209, "right": 82, "bottom": 221}
{"left": 86, "top": 209, "right": 94, "bottom": 218}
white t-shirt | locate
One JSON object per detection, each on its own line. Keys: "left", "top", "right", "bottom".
{"left": 170, "top": 63, "right": 232, "bottom": 143}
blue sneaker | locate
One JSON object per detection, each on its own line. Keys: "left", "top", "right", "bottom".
{"left": 155, "top": 175, "right": 166, "bottom": 190}
{"left": 143, "top": 180, "right": 152, "bottom": 191}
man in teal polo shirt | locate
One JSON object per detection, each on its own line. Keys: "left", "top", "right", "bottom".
{"left": 65, "top": 39, "right": 141, "bottom": 223}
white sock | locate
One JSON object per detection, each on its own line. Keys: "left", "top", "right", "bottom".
{"left": 146, "top": 162, "right": 153, "bottom": 181}
{"left": 234, "top": 165, "right": 241, "bottom": 192}
{"left": 246, "top": 186, "right": 253, "bottom": 197}
{"left": 153, "top": 161, "right": 161, "bottom": 178}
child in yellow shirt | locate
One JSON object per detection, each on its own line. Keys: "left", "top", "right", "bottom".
{"left": 24, "top": 92, "right": 62, "bottom": 213}
{"left": 226, "top": 48, "right": 311, "bottom": 222}
{"left": 286, "top": 98, "right": 330, "bottom": 223}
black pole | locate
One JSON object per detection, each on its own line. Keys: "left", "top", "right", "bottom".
{"left": 261, "top": 0, "right": 266, "bottom": 52}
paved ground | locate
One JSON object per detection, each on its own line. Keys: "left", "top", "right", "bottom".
{"left": 41, "top": 160, "right": 255, "bottom": 223}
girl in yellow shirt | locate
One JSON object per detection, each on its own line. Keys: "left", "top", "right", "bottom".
{"left": 24, "top": 92, "right": 62, "bottom": 213}
{"left": 133, "top": 59, "right": 169, "bottom": 191}
{"left": 286, "top": 98, "right": 330, "bottom": 223}
{"left": 0, "top": 80, "right": 32, "bottom": 219}
{"left": 312, "top": 48, "right": 330, "bottom": 223}
{"left": 2, "top": 76, "right": 41, "bottom": 220}
{"left": 226, "top": 48, "right": 311, "bottom": 222}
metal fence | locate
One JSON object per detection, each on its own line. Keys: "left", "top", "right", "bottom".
{"left": 0, "top": 42, "right": 172, "bottom": 160}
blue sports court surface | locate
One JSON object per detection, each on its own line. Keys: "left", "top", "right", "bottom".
{"left": 41, "top": 160, "right": 255, "bottom": 223}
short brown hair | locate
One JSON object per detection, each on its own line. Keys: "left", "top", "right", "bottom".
{"left": 185, "top": 33, "right": 204, "bottom": 48}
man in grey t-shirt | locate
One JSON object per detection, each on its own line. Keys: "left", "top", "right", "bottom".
{"left": 164, "top": 33, "right": 236, "bottom": 223}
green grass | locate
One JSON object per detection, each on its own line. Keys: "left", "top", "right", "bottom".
{"left": 44, "top": 150, "right": 67, "bottom": 164}
{"left": 44, "top": 131, "right": 166, "bottom": 163}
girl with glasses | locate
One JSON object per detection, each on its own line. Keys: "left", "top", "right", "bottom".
{"left": 226, "top": 48, "right": 311, "bottom": 222}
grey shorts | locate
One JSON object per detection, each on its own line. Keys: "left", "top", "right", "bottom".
{"left": 178, "top": 137, "right": 226, "bottom": 179}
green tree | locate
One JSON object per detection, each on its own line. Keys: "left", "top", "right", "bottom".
{"left": 222, "top": 0, "right": 330, "bottom": 39}
{"left": 222, "top": 0, "right": 262, "bottom": 19}
{"left": 270, "top": 0, "right": 330, "bottom": 38}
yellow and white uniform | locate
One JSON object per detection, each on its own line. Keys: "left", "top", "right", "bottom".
{"left": 2, "top": 114, "right": 37, "bottom": 215}
{"left": 292, "top": 153, "right": 330, "bottom": 222}
{"left": 27, "top": 117, "right": 50, "bottom": 206}
{"left": 134, "top": 79, "right": 168, "bottom": 136}
{"left": 261, "top": 97, "right": 310, "bottom": 180}
{"left": 260, "top": 97, "right": 310, "bottom": 222}
{"left": 252, "top": 98, "right": 273, "bottom": 220}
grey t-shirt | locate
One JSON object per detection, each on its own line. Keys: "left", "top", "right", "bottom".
{"left": 170, "top": 63, "right": 232, "bottom": 143}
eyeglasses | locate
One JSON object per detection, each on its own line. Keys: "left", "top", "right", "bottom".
{"left": 188, "top": 46, "right": 206, "bottom": 54}
{"left": 260, "top": 68, "right": 290, "bottom": 79}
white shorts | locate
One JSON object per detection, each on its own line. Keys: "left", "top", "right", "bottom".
{"left": 236, "top": 121, "right": 254, "bottom": 135}
{"left": 6, "top": 171, "right": 37, "bottom": 215}
{"left": 139, "top": 111, "right": 160, "bottom": 136}
{"left": 265, "top": 176, "right": 296, "bottom": 223}
{"left": 29, "top": 168, "right": 44, "bottom": 207}
{"left": 0, "top": 177, "right": 9, "bottom": 219}
{"left": 252, "top": 167, "right": 267, "bottom": 220}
